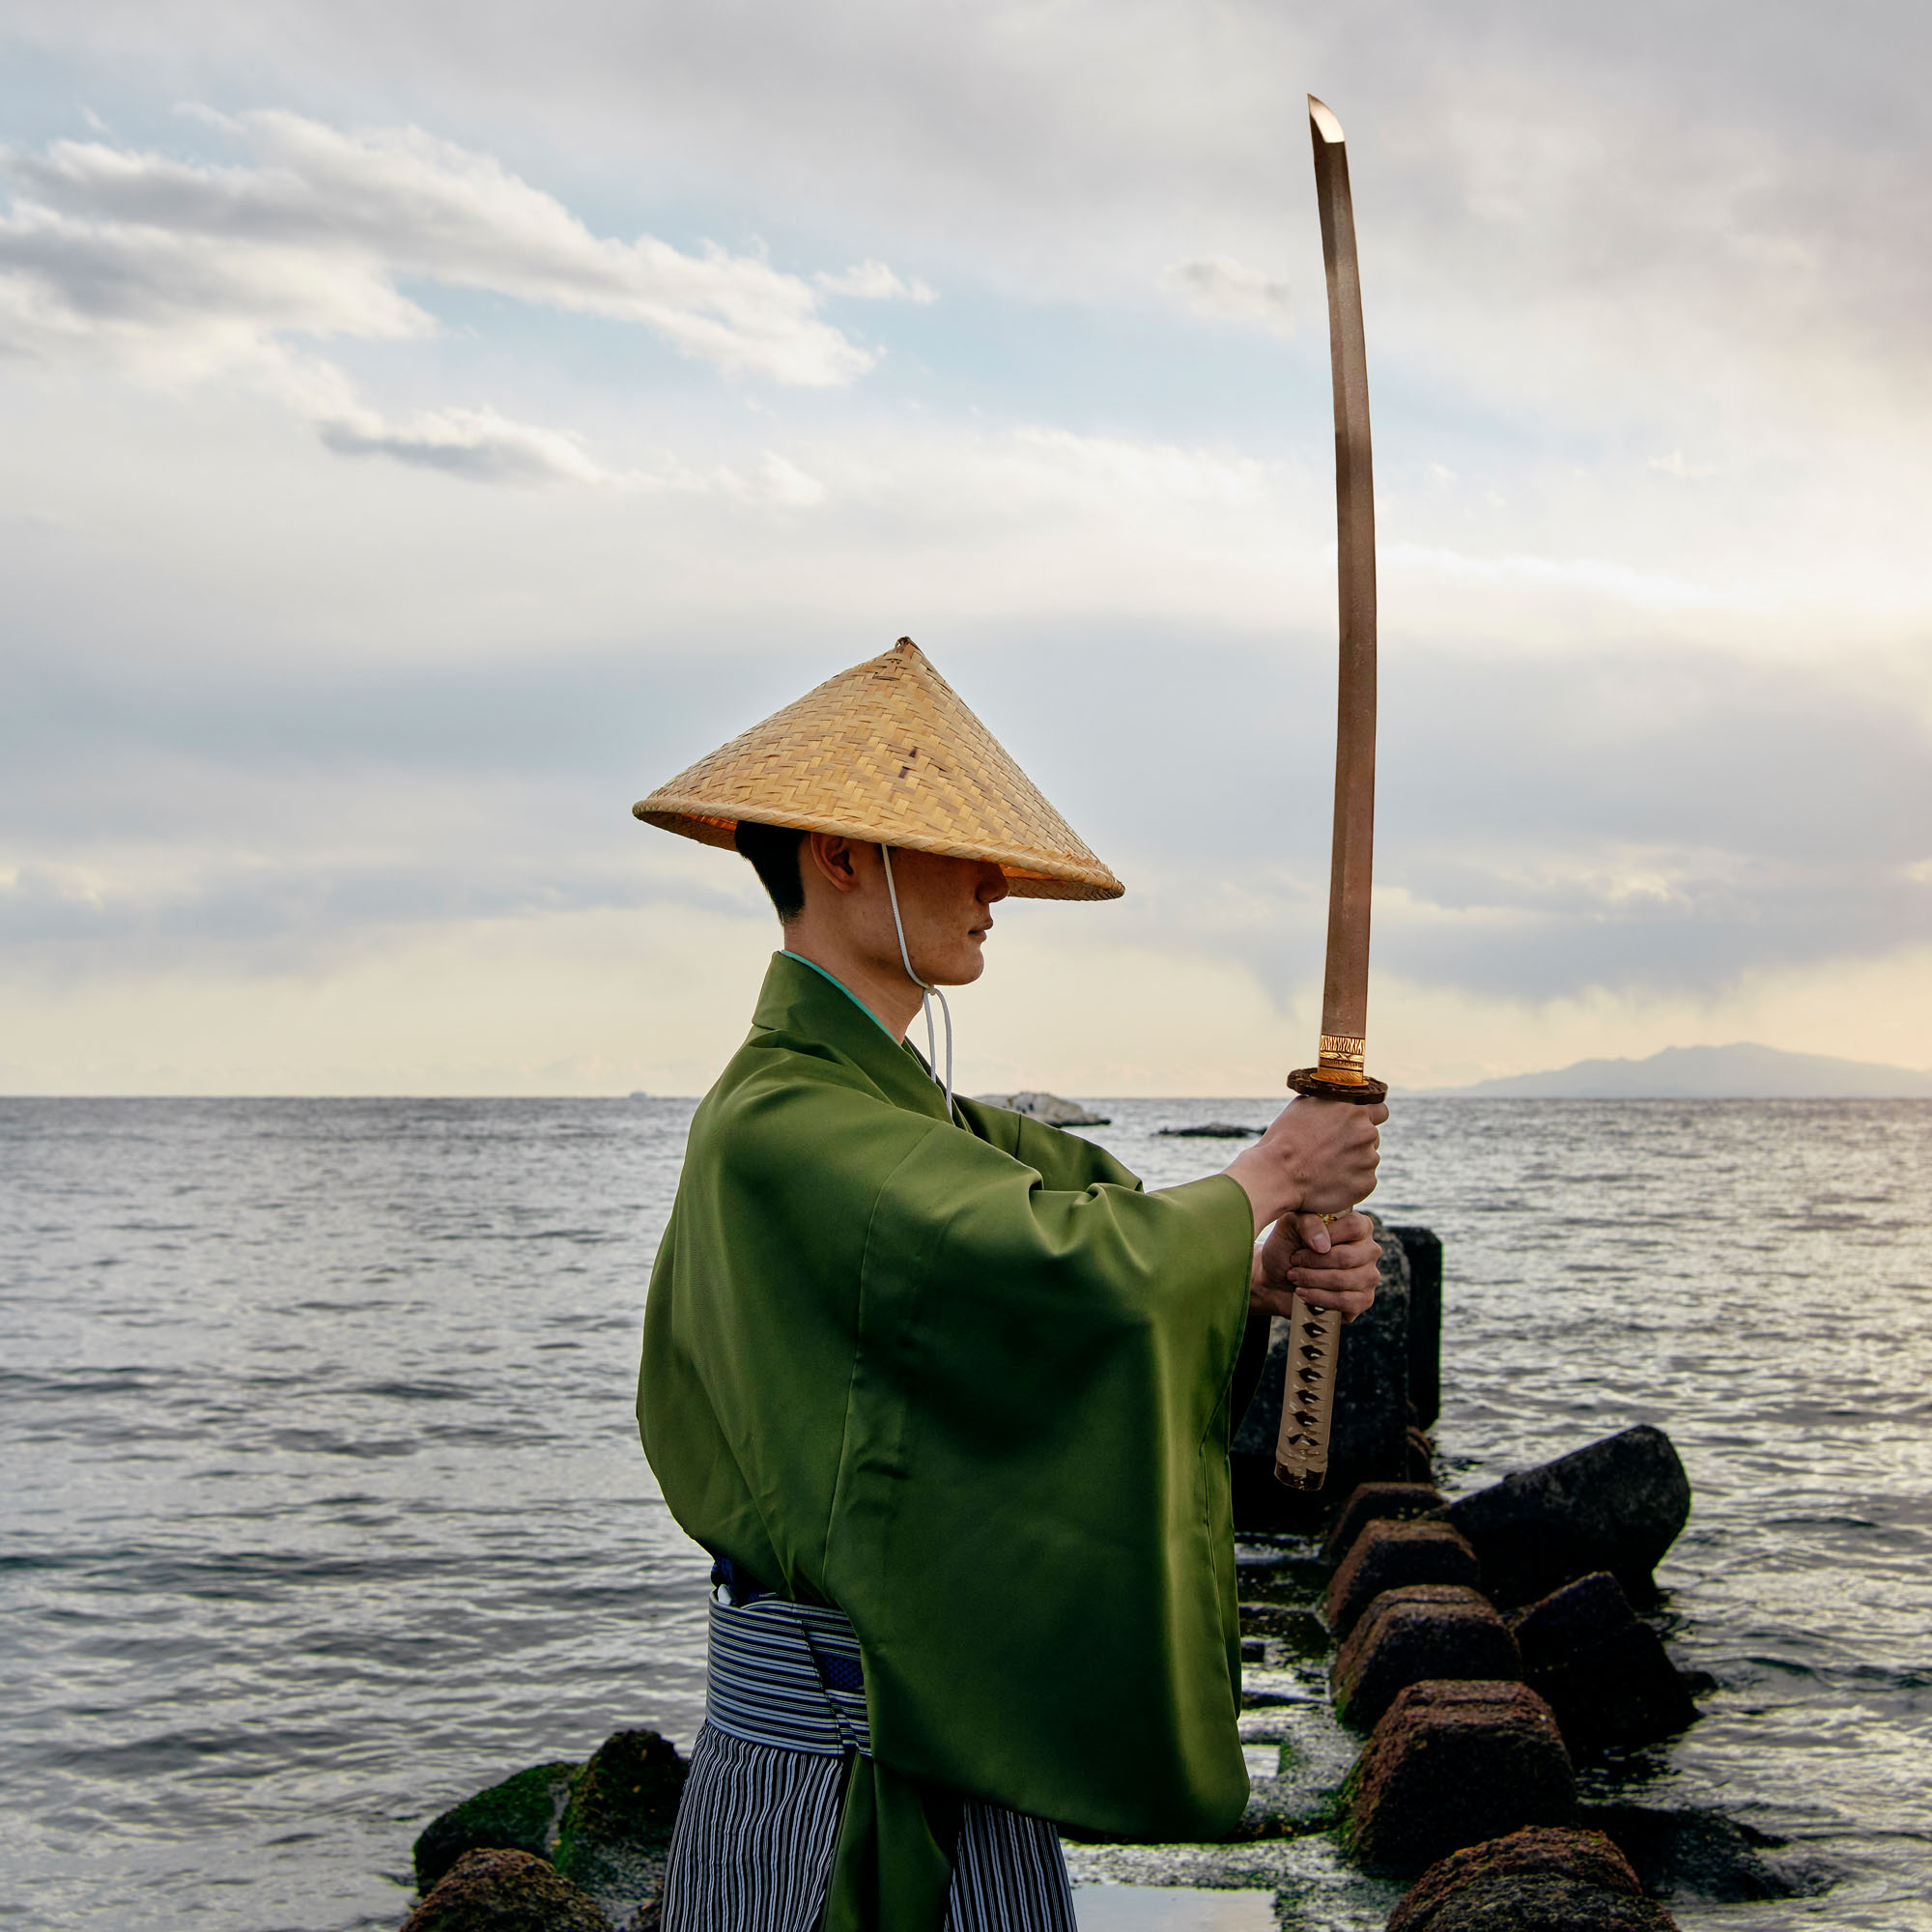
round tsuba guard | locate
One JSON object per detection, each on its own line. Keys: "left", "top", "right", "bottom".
{"left": 1287, "top": 1067, "right": 1388, "bottom": 1104}
{"left": 1275, "top": 1463, "right": 1326, "bottom": 1492}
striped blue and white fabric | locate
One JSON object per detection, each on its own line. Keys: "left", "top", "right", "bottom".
{"left": 661, "top": 1593, "right": 1077, "bottom": 1931}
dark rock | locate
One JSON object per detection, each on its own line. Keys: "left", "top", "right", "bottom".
{"left": 1435, "top": 1426, "right": 1690, "bottom": 1607}
{"left": 1406, "top": 1425, "right": 1436, "bottom": 1483}
{"left": 1386, "top": 1226, "right": 1441, "bottom": 1429}
{"left": 1332, "top": 1585, "right": 1522, "bottom": 1730}
{"left": 1387, "top": 1827, "right": 1677, "bottom": 1931}
{"left": 400, "top": 1848, "right": 614, "bottom": 1932}
{"left": 1323, "top": 1482, "right": 1445, "bottom": 1568}
{"left": 553, "top": 1730, "right": 686, "bottom": 1905}
{"left": 415, "top": 1763, "right": 577, "bottom": 1893}
{"left": 1583, "top": 1804, "right": 1833, "bottom": 1902}
{"left": 1343, "top": 1681, "right": 1577, "bottom": 1874}
{"left": 1157, "top": 1122, "right": 1262, "bottom": 1137}
{"left": 1509, "top": 1573, "right": 1698, "bottom": 1754}
{"left": 1326, "top": 1519, "right": 1481, "bottom": 1637}
{"left": 1232, "top": 1220, "right": 1413, "bottom": 1531}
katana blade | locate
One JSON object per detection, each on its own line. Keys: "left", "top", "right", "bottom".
{"left": 1275, "top": 95, "right": 1388, "bottom": 1495}
{"left": 1308, "top": 93, "right": 1377, "bottom": 1091}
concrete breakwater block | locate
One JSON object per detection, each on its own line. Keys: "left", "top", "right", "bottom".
{"left": 1435, "top": 1426, "right": 1690, "bottom": 1608}
{"left": 1322, "top": 1482, "right": 1444, "bottom": 1567}
{"left": 1510, "top": 1573, "right": 1700, "bottom": 1754}
{"left": 412, "top": 1730, "right": 687, "bottom": 1922}
{"left": 1384, "top": 1224, "right": 1442, "bottom": 1431}
{"left": 1332, "top": 1585, "right": 1522, "bottom": 1730}
{"left": 1326, "top": 1519, "right": 1481, "bottom": 1637}
{"left": 1385, "top": 1826, "right": 1679, "bottom": 1932}
{"left": 401, "top": 1848, "right": 616, "bottom": 1932}
{"left": 1343, "top": 1680, "right": 1577, "bottom": 1874}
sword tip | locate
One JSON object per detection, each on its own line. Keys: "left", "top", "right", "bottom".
{"left": 1308, "top": 95, "right": 1346, "bottom": 145}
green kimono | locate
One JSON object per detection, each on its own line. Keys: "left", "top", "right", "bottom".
{"left": 639, "top": 953, "right": 1258, "bottom": 1927}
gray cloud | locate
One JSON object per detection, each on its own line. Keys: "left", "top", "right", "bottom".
{"left": 3, "top": 629, "right": 1925, "bottom": 1002}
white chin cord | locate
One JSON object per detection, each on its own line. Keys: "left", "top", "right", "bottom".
{"left": 879, "top": 844, "right": 954, "bottom": 1120}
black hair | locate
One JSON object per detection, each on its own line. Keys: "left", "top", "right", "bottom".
{"left": 734, "top": 821, "right": 808, "bottom": 922}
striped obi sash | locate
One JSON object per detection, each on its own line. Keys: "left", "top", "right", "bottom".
{"left": 703, "top": 1595, "right": 873, "bottom": 1757}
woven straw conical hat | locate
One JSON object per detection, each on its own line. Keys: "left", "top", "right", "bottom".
{"left": 634, "top": 638, "right": 1122, "bottom": 900}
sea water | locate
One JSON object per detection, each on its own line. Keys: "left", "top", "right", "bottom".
{"left": 2, "top": 1096, "right": 1928, "bottom": 1930}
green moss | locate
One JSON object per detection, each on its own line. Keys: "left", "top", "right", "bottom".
{"left": 412, "top": 1761, "right": 579, "bottom": 1893}
{"left": 553, "top": 1729, "right": 688, "bottom": 1902}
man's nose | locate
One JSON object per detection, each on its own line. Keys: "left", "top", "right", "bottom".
{"left": 979, "top": 865, "right": 1010, "bottom": 903}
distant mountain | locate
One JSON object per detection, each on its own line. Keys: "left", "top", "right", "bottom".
{"left": 1424, "top": 1041, "right": 1932, "bottom": 1099}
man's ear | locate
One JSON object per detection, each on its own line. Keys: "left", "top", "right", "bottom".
{"left": 806, "top": 833, "right": 864, "bottom": 895}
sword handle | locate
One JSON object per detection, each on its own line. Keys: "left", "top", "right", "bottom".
{"left": 1272, "top": 1068, "right": 1388, "bottom": 1492}
{"left": 1274, "top": 1290, "right": 1346, "bottom": 1492}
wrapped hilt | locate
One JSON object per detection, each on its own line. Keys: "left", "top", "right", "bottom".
{"left": 1272, "top": 1065, "right": 1387, "bottom": 1492}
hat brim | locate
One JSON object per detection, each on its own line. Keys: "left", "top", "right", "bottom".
{"left": 635, "top": 805, "right": 1122, "bottom": 901}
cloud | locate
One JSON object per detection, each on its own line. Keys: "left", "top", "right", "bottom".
{"left": 0, "top": 109, "right": 896, "bottom": 486}
{"left": 815, "top": 259, "right": 936, "bottom": 302}
{"left": 318, "top": 403, "right": 633, "bottom": 487}
{"left": 0, "top": 111, "right": 877, "bottom": 384}
{"left": 1160, "top": 255, "right": 1293, "bottom": 335}
{"left": 314, "top": 395, "right": 826, "bottom": 499}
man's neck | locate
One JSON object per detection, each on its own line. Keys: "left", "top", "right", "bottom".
{"left": 781, "top": 926, "right": 923, "bottom": 1038}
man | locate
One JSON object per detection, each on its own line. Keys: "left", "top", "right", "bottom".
{"left": 635, "top": 638, "right": 1385, "bottom": 1931}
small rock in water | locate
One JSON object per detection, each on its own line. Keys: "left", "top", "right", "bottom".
{"left": 1331, "top": 1585, "right": 1521, "bottom": 1731}
{"left": 1323, "top": 1482, "right": 1445, "bottom": 1568}
{"left": 1509, "top": 1573, "right": 1698, "bottom": 1755}
{"left": 1156, "top": 1122, "right": 1263, "bottom": 1137}
{"left": 1385, "top": 1825, "right": 1678, "bottom": 1931}
{"left": 1326, "top": 1520, "right": 1481, "bottom": 1636}
{"left": 1344, "top": 1680, "right": 1577, "bottom": 1874}
{"left": 978, "top": 1090, "right": 1111, "bottom": 1125}
{"left": 400, "top": 1848, "right": 614, "bottom": 1932}
{"left": 1435, "top": 1426, "right": 1690, "bottom": 1608}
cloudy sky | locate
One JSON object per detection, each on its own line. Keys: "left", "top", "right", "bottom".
{"left": 3, "top": 0, "right": 1928, "bottom": 1095}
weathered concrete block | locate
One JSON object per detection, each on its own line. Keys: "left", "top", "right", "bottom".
{"left": 1386, "top": 1224, "right": 1442, "bottom": 1430}
{"left": 401, "top": 1848, "right": 614, "bottom": 1932}
{"left": 1323, "top": 1481, "right": 1445, "bottom": 1568}
{"left": 414, "top": 1762, "right": 577, "bottom": 1893}
{"left": 1510, "top": 1573, "right": 1699, "bottom": 1754}
{"left": 1326, "top": 1519, "right": 1481, "bottom": 1637}
{"left": 1344, "top": 1681, "right": 1577, "bottom": 1874}
{"left": 1231, "top": 1215, "right": 1412, "bottom": 1528}
{"left": 1436, "top": 1426, "right": 1690, "bottom": 1607}
{"left": 1332, "top": 1584, "right": 1521, "bottom": 1730}
{"left": 1386, "top": 1826, "right": 1678, "bottom": 1931}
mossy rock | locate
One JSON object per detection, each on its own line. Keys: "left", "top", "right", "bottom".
{"left": 400, "top": 1848, "right": 614, "bottom": 1932}
{"left": 415, "top": 1762, "right": 578, "bottom": 1893}
{"left": 554, "top": 1730, "right": 688, "bottom": 1901}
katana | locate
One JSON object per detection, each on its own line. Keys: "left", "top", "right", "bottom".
{"left": 1274, "top": 95, "right": 1390, "bottom": 1494}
